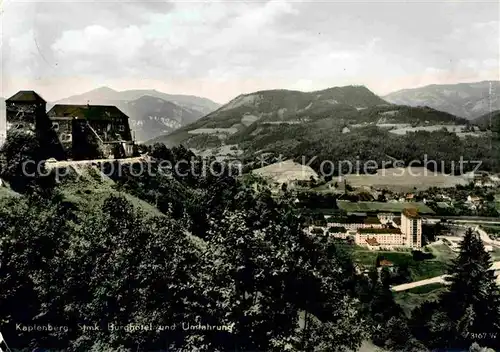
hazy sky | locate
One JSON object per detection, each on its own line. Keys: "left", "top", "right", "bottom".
{"left": 1, "top": 0, "right": 499, "bottom": 104}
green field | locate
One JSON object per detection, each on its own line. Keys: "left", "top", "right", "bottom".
{"left": 337, "top": 200, "right": 435, "bottom": 214}
{"left": 426, "top": 243, "right": 457, "bottom": 262}
{"left": 350, "top": 248, "right": 448, "bottom": 281}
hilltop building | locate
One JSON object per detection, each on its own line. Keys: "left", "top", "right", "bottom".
{"left": 4, "top": 90, "right": 135, "bottom": 160}
{"left": 6, "top": 91, "right": 50, "bottom": 132}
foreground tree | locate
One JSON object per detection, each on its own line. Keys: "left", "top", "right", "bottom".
{"left": 412, "top": 229, "right": 500, "bottom": 350}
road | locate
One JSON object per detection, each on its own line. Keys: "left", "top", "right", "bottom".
{"left": 391, "top": 261, "right": 500, "bottom": 292}
{"left": 475, "top": 226, "right": 500, "bottom": 247}
{"left": 44, "top": 155, "right": 150, "bottom": 170}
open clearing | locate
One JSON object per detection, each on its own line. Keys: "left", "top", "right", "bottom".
{"left": 188, "top": 128, "right": 238, "bottom": 135}
{"left": 252, "top": 159, "right": 318, "bottom": 184}
{"left": 343, "top": 167, "right": 469, "bottom": 191}
{"left": 389, "top": 124, "right": 467, "bottom": 135}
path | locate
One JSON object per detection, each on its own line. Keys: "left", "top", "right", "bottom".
{"left": 391, "top": 261, "right": 500, "bottom": 292}
{"left": 44, "top": 155, "right": 150, "bottom": 170}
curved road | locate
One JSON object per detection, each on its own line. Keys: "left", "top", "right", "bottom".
{"left": 391, "top": 261, "right": 500, "bottom": 292}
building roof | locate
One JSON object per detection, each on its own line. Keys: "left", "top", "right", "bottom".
{"left": 379, "top": 259, "right": 394, "bottom": 267}
{"left": 6, "top": 90, "right": 46, "bottom": 103}
{"left": 365, "top": 238, "right": 380, "bottom": 246}
{"left": 402, "top": 208, "right": 420, "bottom": 219}
{"left": 358, "top": 228, "right": 402, "bottom": 234}
{"left": 364, "top": 216, "right": 381, "bottom": 225}
{"left": 328, "top": 226, "right": 347, "bottom": 233}
{"left": 47, "top": 104, "right": 129, "bottom": 121}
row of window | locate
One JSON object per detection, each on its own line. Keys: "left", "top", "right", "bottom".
{"left": 52, "top": 122, "right": 126, "bottom": 132}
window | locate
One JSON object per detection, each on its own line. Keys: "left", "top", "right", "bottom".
{"left": 60, "top": 133, "right": 72, "bottom": 143}
{"left": 118, "top": 125, "right": 125, "bottom": 132}
{"left": 52, "top": 122, "right": 59, "bottom": 131}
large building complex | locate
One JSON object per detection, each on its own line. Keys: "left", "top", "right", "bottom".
{"left": 308, "top": 203, "right": 426, "bottom": 250}
{"left": 4, "top": 90, "right": 135, "bottom": 160}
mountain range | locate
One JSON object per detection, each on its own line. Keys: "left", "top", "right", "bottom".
{"left": 51, "top": 87, "right": 221, "bottom": 142}
{"left": 2, "top": 81, "right": 499, "bottom": 145}
{"left": 149, "top": 85, "right": 468, "bottom": 148}
{"left": 383, "top": 81, "right": 500, "bottom": 120}
{"left": 152, "top": 84, "right": 500, "bottom": 175}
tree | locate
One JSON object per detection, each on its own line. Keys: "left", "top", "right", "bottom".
{"left": 422, "top": 229, "right": 500, "bottom": 350}
{"left": 0, "top": 130, "right": 42, "bottom": 191}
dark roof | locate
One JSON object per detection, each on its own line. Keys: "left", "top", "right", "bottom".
{"left": 328, "top": 226, "right": 347, "bottom": 233}
{"left": 7, "top": 90, "right": 46, "bottom": 103}
{"left": 47, "top": 104, "right": 129, "bottom": 121}
{"left": 365, "top": 238, "right": 380, "bottom": 246}
{"left": 358, "top": 228, "right": 402, "bottom": 234}
{"left": 379, "top": 259, "right": 394, "bottom": 266}
{"left": 364, "top": 216, "right": 381, "bottom": 225}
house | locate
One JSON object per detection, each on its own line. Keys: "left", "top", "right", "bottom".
{"left": 47, "top": 104, "right": 134, "bottom": 158}
{"left": 5, "top": 90, "right": 135, "bottom": 160}
{"left": 405, "top": 193, "right": 415, "bottom": 201}
{"left": 466, "top": 195, "right": 482, "bottom": 204}
{"left": 379, "top": 259, "right": 394, "bottom": 267}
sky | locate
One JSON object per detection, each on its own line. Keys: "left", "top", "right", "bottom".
{"left": 1, "top": 0, "right": 499, "bottom": 104}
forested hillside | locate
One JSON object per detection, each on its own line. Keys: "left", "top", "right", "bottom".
{"left": 143, "top": 86, "right": 500, "bottom": 176}
{"left": 0, "top": 131, "right": 499, "bottom": 351}
{"left": 474, "top": 110, "right": 500, "bottom": 133}
{"left": 151, "top": 85, "right": 469, "bottom": 148}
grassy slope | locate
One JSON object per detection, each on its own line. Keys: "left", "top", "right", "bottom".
{"left": 348, "top": 247, "right": 449, "bottom": 281}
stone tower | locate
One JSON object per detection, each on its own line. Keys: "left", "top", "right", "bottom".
{"left": 5, "top": 91, "right": 47, "bottom": 131}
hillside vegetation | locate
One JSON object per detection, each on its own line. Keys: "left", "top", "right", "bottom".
{"left": 474, "top": 110, "right": 500, "bottom": 133}
{"left": 148, "top": 85, "right": 500, "bottom": 175}
{"left": 1, "top": 131, "right": 499, "bottom": 351}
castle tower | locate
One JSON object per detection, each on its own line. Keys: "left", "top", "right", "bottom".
{"left": 5, "top": 91, "right": 47, "bottom": 132}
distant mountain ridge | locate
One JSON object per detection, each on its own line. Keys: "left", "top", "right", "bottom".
{"left": 383, "top": 81, "right": 500, "bottom": 120}
{"left": 55, "top": 87, "right": 220, "bottom": 115}
{"left": 122, "top": 95, "right": 201, "bottom": 142}
{"left": 149, "top": 85, "right": 469, "bottom": 149}
{"left": 51, "top": 87, "right": 221, "bottom": 142}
